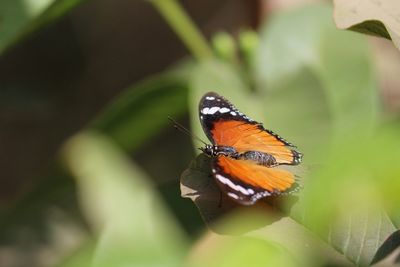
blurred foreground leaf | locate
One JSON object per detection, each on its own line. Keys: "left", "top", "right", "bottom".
{"left": 62, "top": 131, "right": 187, "bottom": 267}
{"left": 186, "top": 215, "right": 351, "bottom": 267}
{"left": 298, "top": 126, "right": 400, "bottom": 266}
{"left": 333, "top": 0, "right": 400, "bottom": 51}
{"left": 186, "top": 231, "right": 298, "bottom": 267}
{"left": 0, "top": 0, "right": 87, "bottom": 54}
{"left": 57, "top": 241, "right": 95, "bottom": 267}
{"left": 91, "top": 71, "right": 188, "bottom": 151}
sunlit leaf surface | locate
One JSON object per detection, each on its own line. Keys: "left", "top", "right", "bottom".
{"left": 333, "top": 0, "right": 400, "bottom": 51}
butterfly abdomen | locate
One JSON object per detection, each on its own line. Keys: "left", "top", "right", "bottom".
{"left": 239, "top": 151, "right": 277, "bottom": 167}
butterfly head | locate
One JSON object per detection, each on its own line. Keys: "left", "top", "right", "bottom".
{"left": 199, "top": 144, "right": 215, "bottom": 157}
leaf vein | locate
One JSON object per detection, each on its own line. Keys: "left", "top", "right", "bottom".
{"left": 355, "top": 212, "right": 368, "bottom": 265}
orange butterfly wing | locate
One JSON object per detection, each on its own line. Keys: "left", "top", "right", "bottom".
{"left": 213, "top": 156, "right": 298, "bottom": 205}
{"left": 211, "top": 120, "right": 301, "bottom": 165}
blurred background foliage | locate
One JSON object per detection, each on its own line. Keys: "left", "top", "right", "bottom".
{"left": 1, "top": 0, "right": 400, "bottom": 267}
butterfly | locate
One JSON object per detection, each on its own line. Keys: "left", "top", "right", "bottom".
{"left": 198, "top": 92, "right": 303, "bottom": 205}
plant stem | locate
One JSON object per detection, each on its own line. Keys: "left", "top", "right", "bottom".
{"left": 149, "top": 0, "right": 213, "bottom": 61}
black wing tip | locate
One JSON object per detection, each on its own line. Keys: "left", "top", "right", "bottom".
{"left": 291, "top": 150, "right": 303, "bottom": 165}
{"left": 203, "top": 91, "right": 219, "bottom": 96}
{"left": 200, "top": 92, "right": 223, "bottom": 102}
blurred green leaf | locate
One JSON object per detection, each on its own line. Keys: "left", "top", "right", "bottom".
{"left": 212, "top": 32, "right": 237, "bottom": 63}
{"left": 186, "top": 214, "right": 352, "bottom": 267}
{"left": 91, "top": 71, "right": 188, "bottom": 151}
{"left": 333, "top": 0, "right": 400, "bottom": 51}
{"left": 56, "top": 241, "right": 95, "bottom": 267}
{"left": 254, "top": 5, "right": 378, "bottom": 162}
{"left": 297, "top": 127, "right": 400, "bottom": 266}
{"left": 62, "top": 131, "right": 188, "bottom": 267}
{"left": 238, "top": 30, "right": 259, "bottom": 67}
{"left": 0, "top": 0, "right": 87, "bottom": 54}
{"left": 186, "top": 233, "right": 298, "bottom": 267}
{"left": 149, "top": 0, "right": 213, "bottom": 61}
{"left": 250, "top": 217, "right": 352, "bottom": 267}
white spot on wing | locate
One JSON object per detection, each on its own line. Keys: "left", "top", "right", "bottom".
{"left": 215, "top": 174, "right": 251, "bottom": 195}
{"left": 208, "top": 107, "right": 220, "bottom": 114}
{"left": 230, "top": 111, "right": 237, "bottom": 116}
{"left": 227, "top": 192, "right": 239, "bottom": 199}
{"left": 201, "top": 107, "right": 209, "bottom": 114}
{"left": 205, "top": 96, "right": 215, "bottom": 100}
{"left": 219, "top": 107, "right": 230, "bottom": 113}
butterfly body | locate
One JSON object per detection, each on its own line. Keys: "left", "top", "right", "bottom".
{"left": 201, "top": 145, "right": 278, "bottom": 167}
{"left": 198, "top": 92, "right": 303, "bottom": 205}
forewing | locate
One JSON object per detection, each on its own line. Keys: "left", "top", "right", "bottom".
{"left": 199, "top": 92, "right": 302, "bottom": 165}
{"left": 199, "top": 91, "right": 254, "bottom": 144}
{"left": 212, "top": 156, "right": 298, "bottom": 205}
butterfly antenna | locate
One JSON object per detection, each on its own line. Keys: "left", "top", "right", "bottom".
{"left": 167, "top": 117, "right": 207, "bottom": 146}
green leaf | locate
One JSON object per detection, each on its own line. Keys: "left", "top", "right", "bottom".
{"left": 185, "top": 208, "right": 352, "bottom": 267}
{"left": 186, "top": 231, "right": 299, "bottom": 267}
{"left": 56, "top": 241, "right": 95, "bottom": 267}
{"left": 328, "top": 210, "right": 396, "bottom": 266}
{"left": 62, "top": 131, "right": 188, "bottom": 267}
{"left": 333, "top": 0, "right": 400, "bottom": 51}
{"left": 91, "top": 71, "right": 188, "bottom": 151}
{"left": 149, "top": 0, "right": 213, "bottom": 61}
{"left": 212, "top": 32, "right": 237, "bottom": 63}
{"left": 0, "top": 0, "right": 87, "bottom": 54}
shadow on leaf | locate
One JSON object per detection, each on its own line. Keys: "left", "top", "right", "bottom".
{"left": 371, "top": 230, "right": 400, "bottom": 266}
